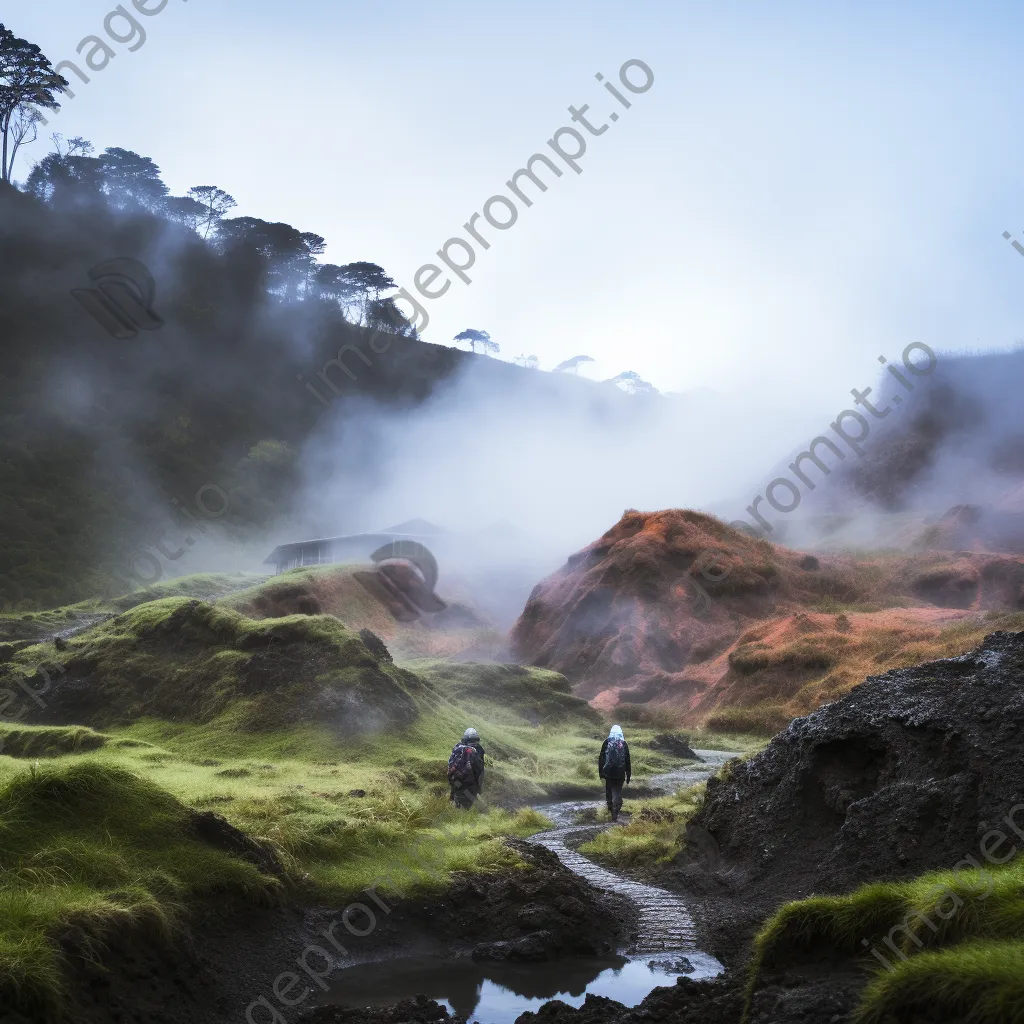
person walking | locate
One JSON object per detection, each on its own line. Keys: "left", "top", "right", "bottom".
{"left": 598, "top": 724, "right": 631, "bottom": 821}
{"left": 447, "top": 727, "right": 485, "bottom": 808}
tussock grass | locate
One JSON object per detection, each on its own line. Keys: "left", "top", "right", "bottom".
{"left": 0, "top": 597, "right": 425, "bottom": 735}
{"left": 854, "top": 939, "right": 1024, "bottom": 1024}
{"left": 0, "top": 657, "right": 697, "bottom": 1017}
{"left": 579, "top": 783, "right": 707, "bottom": 867}
{"left": 0, "top": 723, "right": 107, "bottom": 758}
{"left": 110, "top": 572, "right": 265, "bottom": 612}
{"left": 746, "top": 856, "right": 1024, "bottom": 1024}
{"left": 0, "top": 761, "right": 279, "bottom": 1019}
{"left": 410, "top": 660, "right": 603, "bottom": 730}
{"left": 704, "top": 704, "right": 793, "bottom": 736}
{"left": 711, "top": 609, "right": 1024, "bottom": 740}
{"left": 0, "top": 586, "right": 710, "bottom": 1019}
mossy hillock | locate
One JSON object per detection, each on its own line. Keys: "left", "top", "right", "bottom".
{"left": 0, "top": 760, "right": 281, "bottom": 1018}
{"left": 223, "top": 565, "right": 507, "bottom": 661}
{"left": 747, "top": 857, "right": 1024, "bottom": 1024}
{"left": 3, "top": 597, "right": 424, "bottom": 736}
{"left": 0, "top": 723, "right": 107, "bottom": 758}
{"left": 412, "top": 660, "right": 603, "bottom": 730}
{"left": 110, "top": 573, "right": 269, "bottom": 613}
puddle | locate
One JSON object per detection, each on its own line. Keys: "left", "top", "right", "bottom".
{"left": 318, "top": 748, "right": 732, "bottom": 1022}
{"left": 317, "top": 950, "right": 722, "bottom": 1023}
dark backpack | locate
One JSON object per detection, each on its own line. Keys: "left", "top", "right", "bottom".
{"left": 603, "top": 739, "right": 626, "bottom": 774}
{"left": 447, "top": 743, "right": 477, "bottom": 788}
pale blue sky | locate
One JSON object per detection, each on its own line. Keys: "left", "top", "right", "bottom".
{"left": 8, "top": 0, "right": 1024, "bottom": 419}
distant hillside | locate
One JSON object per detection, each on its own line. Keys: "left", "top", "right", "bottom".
{"left": 509, "top": 509, "right": 1024, "bottom": 732}
{"left": 738, "top": 347, "right": 1024, "bottom": 540}
{"left": 0, "top": 186, "right": 643, "bottom": 611}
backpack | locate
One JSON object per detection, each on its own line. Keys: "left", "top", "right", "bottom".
{"left": 603, "top": 739, "right": 626, "bottom": 774}
{"left": 447, "top": 743, "right": 478, "bottom": 788}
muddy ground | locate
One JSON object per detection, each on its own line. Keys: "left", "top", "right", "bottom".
{"left": 0, "top": 841, "right": 636, "bottom": 1024}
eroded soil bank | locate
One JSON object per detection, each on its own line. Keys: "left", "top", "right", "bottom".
{"left": 0, "top": 841, "right": 636, "bottom": 1024}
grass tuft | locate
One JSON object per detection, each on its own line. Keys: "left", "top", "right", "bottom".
{"left": 745, "top": 856, "right": 1024, "bottom": 1023}
{"left": 0, "top": 761, "right": 280, "bottom": 1018}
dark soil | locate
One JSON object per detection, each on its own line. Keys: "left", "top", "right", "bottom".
{"left": 42, "top": 839, "right": 636, "bottom": 1024}
{"left": 685, "top": 629, "right": 1024, "bottom": 964}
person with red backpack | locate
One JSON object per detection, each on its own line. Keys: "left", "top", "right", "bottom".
{"left": 448, "top": 727, "right": 485, "bottom": 808}
{"left": 598, "top": 724, "right": 631, "bottom": 821}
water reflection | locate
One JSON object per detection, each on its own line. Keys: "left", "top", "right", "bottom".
{"left": 319, "top": 951, "right": 721, "bottom": 1024}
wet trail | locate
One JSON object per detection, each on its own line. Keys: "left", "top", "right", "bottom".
{"left": 316, "top": 751, "right": 732, "bottom": 1021}
{"left": 527, "top": 750, "right": 732, "bottom": 958}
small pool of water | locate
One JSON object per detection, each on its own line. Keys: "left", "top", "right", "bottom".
{"left": 317, "top": 951, "right": 721, "bottom": 1023}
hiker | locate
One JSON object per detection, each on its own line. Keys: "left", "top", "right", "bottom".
{"left": 598, "top": 724, "right": 631, "bottom": 821}
{"left": 448, "top": 727, "right": 485, "bottom": 808}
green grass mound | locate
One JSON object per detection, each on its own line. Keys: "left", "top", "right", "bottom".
{"left": 0, "top": 760, "right": 279, "bottom": 1019}
{"left": 0, "top": 723, "right": 107, "bottom": 758}
{"left": 110, "top": 572, "right": 268, "bottom": 612}
{"left": 222, "top": 565, "right": 505, "bottom": 661}
{"left": 747, "top": 856, "right": 1024, "bottom": 1023}
{"left": 579, "top": 783, "right": 708, "bottom": 867}
{"left": 855, "top": 939, "right": 1024, "bottom": 1023}
{"left": 412, "top": 660, "right": 603, "bottom": 730}
{"left": 2, "top": 597, "right": 425, "bottom": 734}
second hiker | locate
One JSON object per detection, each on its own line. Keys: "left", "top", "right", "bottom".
{"left": 448, "top": 727, "right": 485, "bottom": 808}
{"left": 598, "top": 724, "right": 631, "bottom": 821}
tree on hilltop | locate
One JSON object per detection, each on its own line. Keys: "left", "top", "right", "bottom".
{"left": 23, "top": 135, "right": 101, "bottom": 203}
{"left": 164, "top": 194, "right": 206, "bottom": 231}
{"left": 313, "top": 264, "right": 360, "bottom": 306}
{"left": 367, "top": 296, "right": 417, "bottom": 338}
{"left": 454, "top": 328, "right": 498, "bottom": 355}
{"left": 218, "top": 216, "right": 312, "bottom": 298}
{"left": 513, "top": 354, "right": 539, "bottom": 368}
{"left": 554, "top": 354, "right": 594, "bottom": 375}
{"left": 96, "top": 147, "right": 169, "bottom": 211}
{"left": 340, "top": 262, "right": 395, "bottom": 323}
{"left": 605, "top": 370, "right": 658, "bottom": 395}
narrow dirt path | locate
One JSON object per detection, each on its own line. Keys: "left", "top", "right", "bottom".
{"left": 525, "top": 750, "right": 732, "bottom": 958}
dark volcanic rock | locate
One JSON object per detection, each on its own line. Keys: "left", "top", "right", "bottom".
{"left": 649, "top": 733, "right": 703, "bottom": 760}
{"left": 472, "top": 929, "right": 553, "bottom": 962}
{"left": 512, "top": 976, "right": 746, "bottom": 1024}
{"left": 301, "top": 995, "right": 451, "bottom": 1024}
{"left": 693, "top": 629, "right": 1024, "bottom": 908}
{"left": 359, "top": 628, "right": 393, "bottom": 662}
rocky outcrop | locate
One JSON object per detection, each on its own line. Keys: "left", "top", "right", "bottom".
{"left": 694, "top": 630, "right": 1024, "bottom": 904}
{"left": 508, "top": 510, "right": 1024, "bottom": 728}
